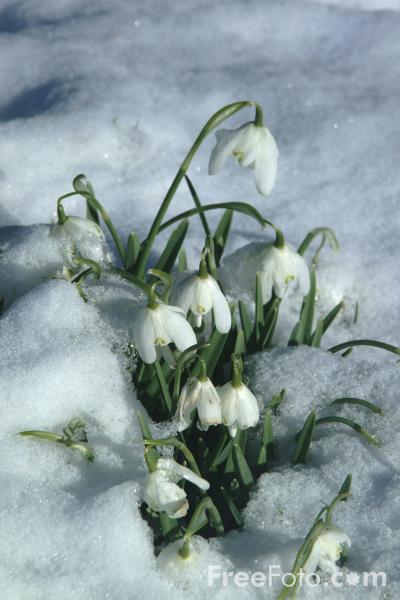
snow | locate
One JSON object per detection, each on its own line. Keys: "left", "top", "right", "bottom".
{"left": 1, "top": 0, "right": 400, "bottom": 598}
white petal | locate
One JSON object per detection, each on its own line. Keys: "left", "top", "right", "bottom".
{"left": 293, "top": 252, "right": 311, "bottom": 297}
{"left": 64, "top": 216, "right": 103, "bottom": 239}
{"left": 235, "top": 385, "right": 260, "bottom": 429}
{"left": 176, "top": 380, "right": 200, "bottom": 431}
{"left": 192, "top": 277, "right": 214, "bottom": 316}
{"left": 218, "top": 383, "right": 237, "bottom": 427}
{"left": 150, "top": 305, "right": 171, "bottom": 346}
{"left": 157, "top": 458, "right": 210, "bottom": 491}
{"left": 162, "top": 305, "right": 197, "bottom": 352}
{"left": 175, "top": 274, "right": 197, "bottom": 315}
{"left": 143, "top": 471, "right": 188, "bottom": 518}
{"left": 254, "top": 128, "right": 279, "bottom": 196}
{"left": 132, "top": 308, "right": 157, "bottom": 364}
{"left": 197, "top": 379, "right": 222, "bottom": 428}
{"left": 208, "top": 125, "right": 247, "bottom": 175}
{"left": 235, "top": 124, "right": 259, "bottom": 167}
{"left": 209, "top": 278, "right": 231, "bottom": 333}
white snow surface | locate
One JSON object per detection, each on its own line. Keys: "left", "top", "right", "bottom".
{"left": 1, "top": 0, "right": 400, "bottom": 598}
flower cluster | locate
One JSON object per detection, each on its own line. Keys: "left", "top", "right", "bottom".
{"left": 43, "top": 100, "right": 363, "bottom": 583}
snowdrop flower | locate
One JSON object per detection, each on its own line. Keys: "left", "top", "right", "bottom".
{"left": 303, "top": 526, "right": 351, "bottom": 576}
{"left": 259, "top": 234, "right": 310, "bottom": 304}
{"left": 144, "top": 458, "right": 209, "bottom": 519}
{"left": 175, "top": 253, "right": 231, "bottom": 333}
{"left": 52, "top": 211, "right": 108, "bottom": 267}
{"left": 218, "top": 355, "right": 259, "bottom": 437}
{"left": 132, "top": 289, "right": 196, "bottom": 364}
{"left": 208, "top": 117, "right": 279, "bottom": 196}
{"left": 176, "top": 360, "right": 222, "bottom": 431}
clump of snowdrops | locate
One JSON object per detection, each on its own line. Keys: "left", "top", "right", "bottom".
{"left": 19, "top": 101, "right": 400, "bottom": 595}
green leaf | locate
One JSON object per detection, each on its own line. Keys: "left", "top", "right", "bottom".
{"left": 309, "top": 317, "right": 324, "bottom": 348}
{"left": 73, "top": 255, "right": 102, "bottom": 279}
{"left": 315, "top": 416, "right": 381, "bottom": 447}
{"left": 234, "top": 328, "right": 246, "bottom": 355}
{"left": 332, "top": 397, "right": 383, "bottom": 415}
{"left": 158, "top": 202, "right": 268, "bottom": 233}
{"left": 220, "top": 486, "right": 244, "bottom": 528}
{"left": 232, "top": 443, "right": 255, "bottom": 489}
{"left": 159, "top": 512, "right": 181, "bottom": 543}
{"left": 320, "top": 301, "right": 344, "bottom": 336}
{"left": 125, "top": 232, "right": 141, "bottom": 271}
{"left": 154, "top": 361, "right": 173, "bottom": 416}
{"left": 291, "top": 411, "right": 316, "bottom": 465}
{"left": 213, "top": 209, "right": 233, "bottom": 266}
{"left": 328, "top": 339, "right": 400, "bottom": 357}
{"left": 297, "top": 227, "right": 339, "bottom": 257}
{"left": 184, "top": 175, "right": 210, "bottom": 237}
{"left": 253, "top": 273, "right": 264, "bottom": 346}
{"left": 338, "top": 473, "right": 352, "bottom": 498}
{"left": 261, "top": 409, "right": 273, "bottom": 447}
{"left": 155, "top": 219, "right": 189, "bottom": 274}
{"left": 289, "top": 269, "right": 316, "bottom": 346}
{"left": 239, "top": 301, "right": 252, "bottom": 347}
{"left": 137, "top": 411, "right": 160, "bottom": 465}
{"left": 177, "top": 248, "right": 188, "bottom": 273}
{"left": 269, "top": 389, "right": 286, "bottom": 414}
{"left": 206, "top": 430, "right": 229, "bottom": 471}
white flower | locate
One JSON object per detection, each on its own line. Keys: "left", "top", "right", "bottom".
{"left": 52, "top": 216, "right": 108, "bottom": 266}
{"left": 176, "top": 272, "right": 231, "bottom": 333}
{"left": 132, "top": 301, "right": 196, "bottom": 364}
{"left": 218, "top": 382, "right": 260, "bottom": 438}
{"left": 144, "top": 458, "right": 209, "bottom": 519}
{"left": 259, "top": 243, "right": 310, "bottom": 304}
{"left": 176, "top": 377, "right": 222, "bottom": 431}
{"left": 208, "top": 121, "right": 279, "bottom": 196}
{"left": 303, "top": 526, "right": 351, "bottom": 576}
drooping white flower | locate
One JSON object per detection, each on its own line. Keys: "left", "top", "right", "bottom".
{"left": 132, "top": 300, "right": 196, "bottom": 364}
{"left": 52, "top": 216, "right": 108, "bottom": 266}
{"left": 303, "top": 526, "right": 351, "bottom": 576}
{"left": 208, "top": 121, "right": 279, "bottom": 196}
{"left": 176, "top": 271, "right": 231, "bottom": 333}
{"left": 219, "top": 381, "right": 260, "bottom": 438}
{"left": 176, "top": 375, "right": 222, "bottom": 432}
{"left": 144, "top": 458, "right": 209, "bottom": 519}
{"left": 259, "top": 243, "right": 310, "bottom": 304}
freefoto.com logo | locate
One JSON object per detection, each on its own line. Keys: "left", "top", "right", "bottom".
{"left": 208, "top": 565, "right": 387, "bottom": 589}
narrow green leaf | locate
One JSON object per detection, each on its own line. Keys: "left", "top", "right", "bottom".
{"left": 125, "top": 232, "right": 141, "bottom": 271}
{"left": 206, "top": 430, "right": 229, "bottom": 471}
{"left": 341, "top": 347, "right": 353, "bottom": 358}
{"left": 214, "top": 439, "right": 233, "bottom": 467}
{"left": 232, "top": 443, "right": 255, "bottom": 489}
{"left": 184, "top": 175, "right": 210, "bottom": 236}
{"left": 332, "top": 397, "right": 383, "bottom": 415}
{"left": 137, "top": 411, "right": 160, "bottom": 464}
{"left": 159, "top": 512, "right": 181, "bottom": 543}
{"left": 309, "top": 317, "right": 324, "bottom": 348}
{"left": 239, "top": 300, "right": 252, "bottom": 346}
{"left": 297, "top": 227, "right": 339, "bottom": 257}
{"left": 154, "top": 361, "right": 173, "bottom": 416}
{"left": 261, "top": 409, "right": 273, "bottom": 447}
{"left": 220, "top": 486, "right": 244, "bottom": 528}
{"left": 269, "top": 389, "right": 286, "bottom": 414}
{"left": 338, "top": 473, "right": 352, "bottom": 498}
{"left": 155, "top": 219, "right": 189, "bottom": 274}
{"left": 213, "top": 209, "right": 233, "bottom": 266}
{"left": 315, "top": 416, "right": 381, "bottom": 447}
{"left": 158, "top": 202, "right": 268, "bottom": 233}
{"left": 329, "top": 339, "right": 400, "bottom": 357}
{"left": 234, "top": 328, "right": 246, "bottom": 355}
{"left": 177, "top": 248, "right": 188, "bottom": 273}
{"left": 321, "top": 301, "right": 344, "bottom": 335}
{"left": 289, "top": 269, "right": 316, "bottom": 346}
{"left": 291, "top": 411, "right": 316, "bottom": 465}
{"left": 254, "top": 273, "right": 264, "bottom": 345}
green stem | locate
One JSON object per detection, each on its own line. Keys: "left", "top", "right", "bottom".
{"left": 134, "top": 101, "right": 263, "bottom": 278}
{"left": 57, "top": 191, "right": 126, "bottom": 263}
{"left": 144, "top": 437, "right": 202, "bottom": 477}
{"left": 328, "top": 339, "right": 400, "bottom": 356}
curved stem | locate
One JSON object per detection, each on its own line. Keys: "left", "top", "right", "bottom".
{"left": 157, "top": 202, "right": 274, "bottom": 233}
{"left": 328, "top": 339, "right": 400, "bottom": 356}
{"left": 57, "top": 191, "right": 126, "bottom": 263}
{"left": 134, "top": 101, "right": 263, "bottom": 278}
